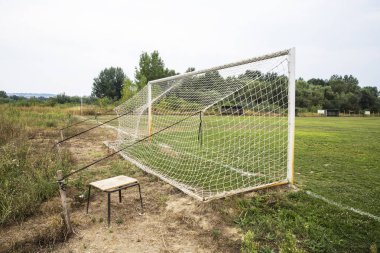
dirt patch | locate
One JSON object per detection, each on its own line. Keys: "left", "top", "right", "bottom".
{"left": 53, "top": 192, "right": 241, "bottom": 252}
{"left": 57, "top": 122, "right": 241, "bottom": 252}
{"left": 1, "top": 121, "right": 242, "bottom": 252}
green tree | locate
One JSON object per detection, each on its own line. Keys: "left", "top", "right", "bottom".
{"left": 186, "top": 67, "right": 195, "bottom": 73}
{"left": 307, "top": 78, "right": 327, "bottom": 86}
{"left": 0, "top": 91, "right": 7, "bottom": 98}
{"left": 296, "top": 79, "right": 324, "bottom": 110}
{"left": 328, "top": 75, "right": 360, "bottom": 94}
{"left": 92, "top": 67, "right": 125, "bottom": 100}
{"left": 134, "top": 51, "right": 177, "bottom": 90}
{"left": 121, "top": 77, "right": 136, "bottom": 102}
{"left": 360, "top": 86, "right": 380, "bottom": 111}
{"left": 56, "top": 93, "right": 70, "bottom": 104}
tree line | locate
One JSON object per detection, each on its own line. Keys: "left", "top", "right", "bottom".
{"left": 91, "top": 51, "right": 380, "bottom": 113}
{"left": 0, "top": 92, "right": 98, "bottom": 107}
{"left": 296, "top": 75, "right": 380, "bottom": 113}
{"left": 1, "top": 50, "right": 379, "bottom": 112}
{"left": 91, "top": 51, "right": 177, "bottom": 103}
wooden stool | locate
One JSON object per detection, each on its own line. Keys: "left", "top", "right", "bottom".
{"left": 86, "top": 175, "right": 143, "bottom": 226}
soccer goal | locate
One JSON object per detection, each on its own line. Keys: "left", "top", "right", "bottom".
{"left": 108, "top": 48, "right": 295, "bottom": 201}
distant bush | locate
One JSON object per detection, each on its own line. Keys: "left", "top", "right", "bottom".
{"left": 0, "top": 94, "right": 100, "bottom": 107}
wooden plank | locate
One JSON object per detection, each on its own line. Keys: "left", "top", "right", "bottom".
{"left": 90, "top": 175, "right": 138, "bottom": 191}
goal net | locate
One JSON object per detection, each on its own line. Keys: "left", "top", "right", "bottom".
{"left": 108, "top": 49, "right": 295, "bottom": 201}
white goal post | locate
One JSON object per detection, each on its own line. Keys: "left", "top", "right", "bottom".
{"left": 109, "top": 48, "right": 296, "bottom": 201}
{"left": 287, "top": 47, "right": 295, "bottom": 185}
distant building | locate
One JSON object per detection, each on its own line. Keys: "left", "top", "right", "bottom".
{"left": 326, "top": 109, "right": 339, "bottom": 117}
{"left": 317, "top": 109, "right": 325, "bottom": 115}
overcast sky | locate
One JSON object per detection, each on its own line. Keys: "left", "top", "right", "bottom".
{"left": 0, "top": 0, "right": 379, "bottom": 96}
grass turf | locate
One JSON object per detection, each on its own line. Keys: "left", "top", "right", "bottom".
{"left": 108, "top": 114, "right": 380, "bottom": 252}
{"left": 295, "top": 117, "right": 380, "bottom": 216}
{"left": 78, "top": 115, "right": 380, "bottom": 215}
{"left": 3, "top": 105, "right": 379, "bottom": 252}
{"left": 111, "top": 115, "right": 379, "bottom": 205}
{"left": 235, "top": 117, "right": 380, "bottom": 252}
{"left": 112, "top": 114, "right": 289, "bottom": 199}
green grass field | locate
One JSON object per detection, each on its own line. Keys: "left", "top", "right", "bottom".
{"left": 79, "top": 114, "right": 380, "bottom": 213}
{"left": 102, "top": 114, "right": 379, "bottom": 208}
{"left": 107, "top": 114, "right": 289, "bottom": 200}
{"left": 295, "top": 117, "right": 380, "bottom": 216}
{"left": 97, "top": 114, "right": 380, "bottom": 252}
{"left": 3, "top": 105, "right": 380, "bottom": 252}
{"left": 235, "top": 117, "right": 380, "bottom": 253}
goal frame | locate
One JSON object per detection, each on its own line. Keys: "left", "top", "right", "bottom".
{"left": 287, "top": 48, "right": 296, "bottom": 186}
{"left": 117, "top": 48, "right": 296, "bottom": 201}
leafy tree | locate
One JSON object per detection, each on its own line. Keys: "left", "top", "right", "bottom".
{"left": 241, "top": 70, "right": 262, "bottom": 79}
{"left": 121, "top": 77, "right": 136, "bottom": 102}
{"left": 134, "top": 51, "right": 177, "bottom": 90}
{"left": 186, "top": 67, "right": 195, "bottom": 73}
{"left": 177, "top": 70, "right": 225, "bottom": 105}
{"left": 360, "top": 86, "right": 379, "bottom": 111}
{"left": 338, "top": 92, "right": 360, "bottom": 112}
{"left": 56, "top": 93, "right": 71, "bottom": 104}
{"left": 92, "top": 67, "right": 125, "bottom": 100}
{"left": 307, "top": 78, "right": 327, "bottom": 86}
{"left": 328, "top": 75, "right": 360, "bottom": 94}
{"left": 97, "top": 97, "right": 112, "bottom": 108}
{"left": 294, "top": 74, "right": 380, "bottom": 112}
{"left": 0, "top": 91, "right": 7, "bottom": 98}
{"left": 296, "top": 79, "right": 324, "bottom": 110}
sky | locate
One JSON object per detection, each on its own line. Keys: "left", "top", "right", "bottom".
{"left": 0, "top": 0, "right": 379, "bottom": 96}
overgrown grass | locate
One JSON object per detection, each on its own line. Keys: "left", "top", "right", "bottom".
{"left": 0, "top": 103, "right": 118, "bottom": 226}
{"left": 0, "top": 105, "right": 73, "bottom": 225}
{"left": 0, "top": 105, "right": 71, "bottom": 144}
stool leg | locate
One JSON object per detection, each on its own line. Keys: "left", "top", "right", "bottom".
{"left": 138, "top": 184, "right": 143, "bottom": 212}
{"left": 86, "top": 185, "right": 91, "bottom": 214}
{"left": 107, "top": 192, "right": 111, "bottom": 227}
{"left": 119, "top": 190, "right": 122, "bottom": 203}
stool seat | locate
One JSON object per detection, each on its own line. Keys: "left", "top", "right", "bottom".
{"left": 86, "top": 175, "right": 143, "bottom": 226}
{"left": 90, "top": 175, "right": 138, "bottom": 191}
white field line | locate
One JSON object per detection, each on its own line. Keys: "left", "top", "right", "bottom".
{"left": 305, "top": 191, "right": 380, "bottom": 222}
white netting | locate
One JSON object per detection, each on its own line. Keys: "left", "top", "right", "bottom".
{"left": 108, "top": 50, "right": 292, "bottom": 200}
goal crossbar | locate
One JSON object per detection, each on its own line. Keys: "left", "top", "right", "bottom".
{"left": 149, "top": 49, "right": 291, "bottom": 84}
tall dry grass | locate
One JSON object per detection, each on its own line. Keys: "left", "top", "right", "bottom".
{"left": 0, "top": 105, "right": 74, "bottom": 225}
